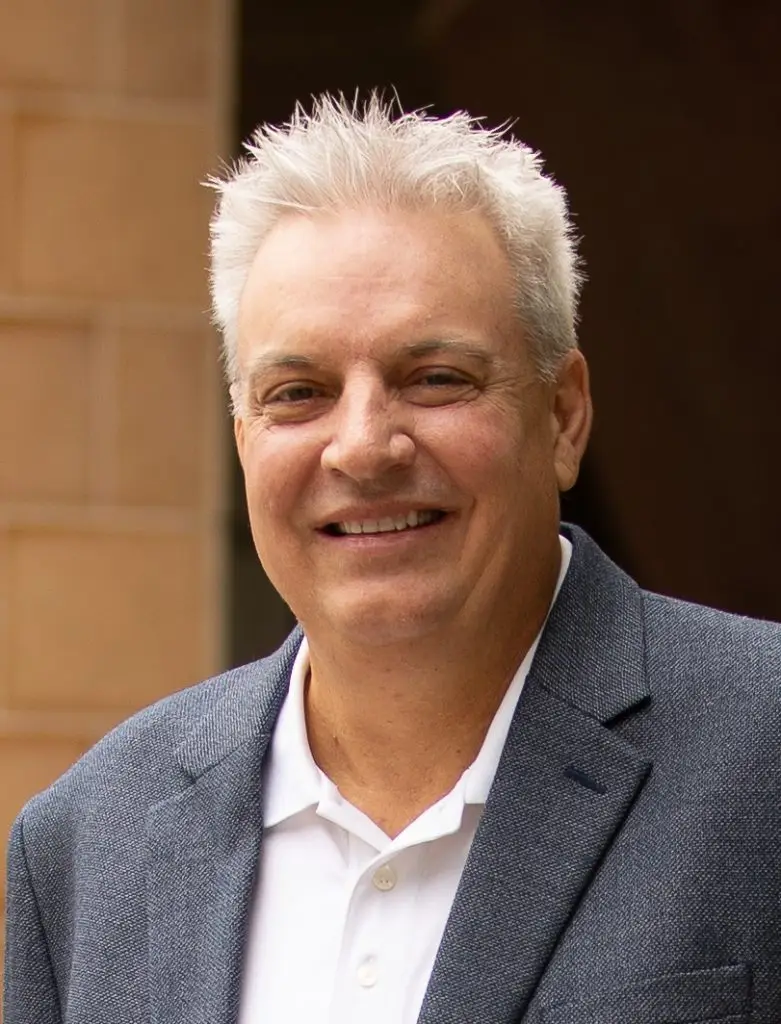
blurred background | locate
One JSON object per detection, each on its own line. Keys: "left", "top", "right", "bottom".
{"left": 0, "top": 0, "right": 779, "bottom": 932}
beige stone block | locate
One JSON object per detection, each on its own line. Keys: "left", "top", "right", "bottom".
{"left": 0, "top": 737, "right": 87, "bottom": 888}
{"left": 18, "top": 114, "right": 214, "bottom": 304}
{"left": 0, "top": 112, "right": 15, "bottom": 287}
{"left": 123, "top": 0, "right": 215, "bottom": 100}
{"left": 0, "top": 530, "right": 9, "bottom": 702}
{"left": 0, "top": 319, "right": 91, "bottom": 502}
{"left": 0, "top": 0, "right": 108, "bottom": 90}
{"left": 109, "top": 326, "right": 212, "bottom": 506}
{"left": 9, "top": 529, "right": 208, "bottom": 711}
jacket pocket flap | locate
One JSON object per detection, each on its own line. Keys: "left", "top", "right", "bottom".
{"left": 540, "top": 963, "right": 750, "bottom": 1024}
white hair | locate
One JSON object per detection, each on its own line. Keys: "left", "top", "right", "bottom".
{"left": 208, "top": 93, "right": 583, "bottom": 390}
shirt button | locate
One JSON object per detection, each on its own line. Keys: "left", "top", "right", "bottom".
{"left": 372, "top": 863, "right": 397, "bottom": 891}
{"left": 357, "top": 958, "right": 378, "bottom": 988}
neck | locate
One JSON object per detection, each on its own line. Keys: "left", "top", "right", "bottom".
{"left": 303, "top": 574, "right": 557, "bottom": 836}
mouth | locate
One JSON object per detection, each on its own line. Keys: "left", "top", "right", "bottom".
{"left": 321, "top": 509, "right": 447, "bottom": 537}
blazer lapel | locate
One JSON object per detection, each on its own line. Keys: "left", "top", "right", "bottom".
{"left": 419, "top": 527, "right": 653, "bottom": 1024}
{"left": 145, "top": 632, "right": 301, "bottom": 1024}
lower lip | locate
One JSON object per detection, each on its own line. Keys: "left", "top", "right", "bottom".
{"left": 318, "top": 515, "right": 452, "bottom": 549}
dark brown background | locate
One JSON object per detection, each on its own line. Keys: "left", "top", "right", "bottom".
{"left": 230, "top": 0, "right": 781, "bottom": 664}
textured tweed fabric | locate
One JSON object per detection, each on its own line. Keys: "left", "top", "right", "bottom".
{"left": 4, "top": 526, "right": 780, "bottom": 1023}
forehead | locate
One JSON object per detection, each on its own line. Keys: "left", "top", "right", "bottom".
{"left": 236, "top": 207, "right": 519, "bottom": 359}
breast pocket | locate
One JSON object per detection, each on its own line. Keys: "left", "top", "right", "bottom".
{"left": 539, "top": 963, "right": 750, "bottom": 1024}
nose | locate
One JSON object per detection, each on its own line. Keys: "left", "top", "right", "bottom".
{"left": 320, "top": 378, "right": 416, "bottom": 482}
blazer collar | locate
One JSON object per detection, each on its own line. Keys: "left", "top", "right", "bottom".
{"left": 146, "top": 631, "right": 301, "bottom": 1024}
{"left": 418, "top": 525, "right": 653, "bottom": 1024}
{"left": 175, "top": 626, "right": 302, "bottom": 778}
{"left": 542, "top": 522, "right": 651, "bottom": 722}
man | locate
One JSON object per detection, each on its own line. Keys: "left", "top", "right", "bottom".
{"left": 4, "top": 95, "right": 780, "bottom": 1023}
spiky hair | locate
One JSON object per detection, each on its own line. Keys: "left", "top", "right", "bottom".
{"left": 208, "top": 93, "right": 583, "bottom": 387}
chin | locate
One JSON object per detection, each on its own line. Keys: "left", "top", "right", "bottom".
{"left": 315, "top": 592, "right": 458, "bottom": 648}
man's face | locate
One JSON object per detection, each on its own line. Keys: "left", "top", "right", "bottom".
{"left": 234, "top": 206, "right": 590, "bottom": 647}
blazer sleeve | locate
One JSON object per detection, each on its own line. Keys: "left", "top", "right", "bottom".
{"left": 3, "top": 811, "right": 63, "bottom": 1024}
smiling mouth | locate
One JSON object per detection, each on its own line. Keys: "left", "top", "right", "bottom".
{"left": 322, "top": 509, "right": 447, "bottom": 537}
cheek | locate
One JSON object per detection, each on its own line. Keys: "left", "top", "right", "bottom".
{"left": 426, "top": 410, "right": 527, "bottom": 489}
{"left": 241, "top": 433, "right": 318, "bottom": 528}
{"left": 437, "top": 410, "right": 555, "bottom": 513}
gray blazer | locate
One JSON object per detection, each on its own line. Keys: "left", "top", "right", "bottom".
{"left": 4, "top": 526, "right": 781, "bottom": 1023}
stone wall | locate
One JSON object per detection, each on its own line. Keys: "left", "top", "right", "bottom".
{"left": 0, "top": 0, "right": 233, "bottom": 900}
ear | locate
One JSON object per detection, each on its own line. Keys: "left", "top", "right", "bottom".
{"left": 550, "top": 349, "right": 593, "bottom": 492}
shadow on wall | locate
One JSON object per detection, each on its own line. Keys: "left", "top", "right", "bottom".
{"left": 230, "top": 0, "right": 781, "bottom": 663}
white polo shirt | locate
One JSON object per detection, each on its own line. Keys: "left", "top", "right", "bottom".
{"left": 238, "top": 537, "right": 572, "bottom": 1024}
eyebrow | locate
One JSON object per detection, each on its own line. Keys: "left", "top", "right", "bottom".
{"left": 242, "top": 338, "right": 496, "bottom": 382}
{"left": 403, "top": 339, "right": 496, "bottom": 366}
{"left": 243, "top": 352, "right": 317, "bottom": 382}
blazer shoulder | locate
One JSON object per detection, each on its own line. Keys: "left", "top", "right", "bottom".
{"left": 642, "top": 589, "right": 781, "bottom": 700}
{"left": 15, "top": 642, "right": 296, "bottom": 844}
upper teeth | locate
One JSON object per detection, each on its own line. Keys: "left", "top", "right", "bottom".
{"left": 336, "top": 510, "right": 439, "bottom": 535}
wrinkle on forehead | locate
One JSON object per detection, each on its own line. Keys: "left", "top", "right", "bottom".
{"left": 236, "top": 206, "right": 522, "bottom": 376}
{"left": 241, "top": 206, "right": 512, "bottom": 300}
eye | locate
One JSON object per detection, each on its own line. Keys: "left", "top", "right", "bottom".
{"left": 267, "top": 383, "right": 325, "bottom": 404}
{"left": 416, "top": 370, "right": 467, "bottom": 387}
{"left": 406, "top": 368, "right": 478, "bottom": 405}
{"left": 251, "top": 380, "right": 333, "bottom": 423}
